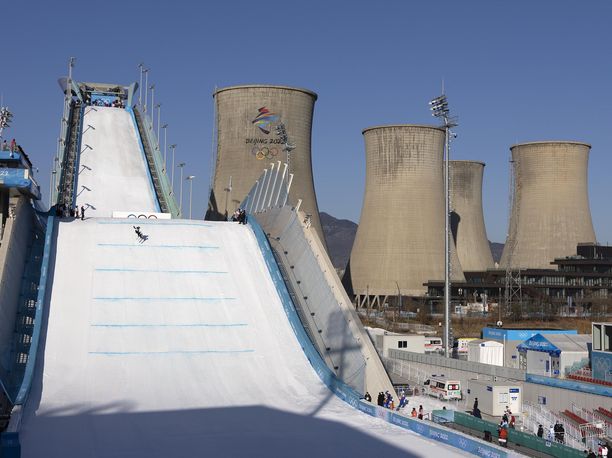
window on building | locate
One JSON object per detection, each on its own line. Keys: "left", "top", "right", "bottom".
{"left": 594, "top": 324, "right": 602, "bottom": 351}
{"left": 398, "top": 341, "right": 407, "bottom": 349}
{"left": 605, "top": 325, "right": 612, "bottom": 352}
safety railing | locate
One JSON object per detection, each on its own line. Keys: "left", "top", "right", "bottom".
{"left": 381, "top": 356, "right": 430, "bottom": 386}
{"left": 133, "top": 108, "right": 179, "bottom": 217}
{"left": 451, "top": 411, "right": 585, "bottom": 458}
{"left": 11, "top": 212, "right": 55, "bottom": 411}
{"left": 571, "top": 403, "right": 609, "bottom": 435}
{"left": 522, "top": 401, "right": 584, "bottom": 451}
{"left": 388, "top": 349, "right": 527, "bottom": 381}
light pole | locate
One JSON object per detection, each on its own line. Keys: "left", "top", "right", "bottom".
{"left": 156, "top": 103, "right": 161, "bottom": 143}
{"left": 49, "top": 170, "right": 57, "bottom": 208}
{"left": 149, "top": 84, "right": 155, "bottom": 125}
{"left": 143, "top": 69, "right": 149, "bottom": 113}
{"left": 275, "top": 122, "right": 295, "bottom": 183}
{"left": 170, "top": 144, "right": 177, "bottom": 190}
{"left": 177, "top": 162, "right": 186, "bottom": 216}
{"left": 429, "top": 93, "right": 457, "bottom": 358}
{"left": 161, "top": 124, "right": 168, "bottom": 172}
{"left": 186, "top": 175, "right": 196, "bottom": 219}
{"left": 138, "top": 63, "right": 144, "bottom": 108}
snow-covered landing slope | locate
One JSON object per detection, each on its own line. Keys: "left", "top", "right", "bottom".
{"left": 20, "top": 219, "right": 470, "bottom": 457}
{"left": 75, "top": 107, "right": 158, "bottom": 217}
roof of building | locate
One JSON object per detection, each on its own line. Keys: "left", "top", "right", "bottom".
{"left": 467, "top": 339, "right": 504, "bottom": 348}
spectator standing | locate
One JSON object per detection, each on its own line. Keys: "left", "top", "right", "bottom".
{"left": 418, "top": 405, "right": 424, "bottom": 420}
{"left": 498, "top": 425, "right": 508, "bottom": 448}
{"left": 80, "top": 206, "right": 85, "bottom": 220}
{"left": 537, "top": 424, "right": 544, "bottom": 438}
{"left": 364, "top": 392, "right": 371, "bottom": 402}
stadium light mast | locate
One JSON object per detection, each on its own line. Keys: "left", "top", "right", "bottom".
{"left": 275, "top": 122, "right": 295, "bottom": 183}
{"left": 186, "top": 175, "right": 196, "bottom": 219}
{"left": 429, "top": 93, "right": 458, "bottom": 358}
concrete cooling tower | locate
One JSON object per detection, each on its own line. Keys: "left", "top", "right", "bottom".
{"left": 500, "top": 141, "right": 596, "bottom": 269}
{"left": 347, "top": 125, "right": 465, "bottom": 297}
{"left": 450, "top": 161, "right": 494, "bottom": 271}
{"left": 207, "top": 84, "right": 326, "bottom": 246}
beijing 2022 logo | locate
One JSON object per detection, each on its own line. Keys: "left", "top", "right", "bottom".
{"left": 246, "top": 107, "right": 285, "bottom": 160}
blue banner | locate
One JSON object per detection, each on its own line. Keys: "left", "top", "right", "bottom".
{"left": 526, "top": 373, "right": 612, "bottom": 397}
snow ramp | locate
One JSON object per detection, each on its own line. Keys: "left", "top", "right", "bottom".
{"left": 17, "top": 218, "right": 471, "bottom": 457}
{"left": 75, "top": 106, "right": 159, "bottom": 216}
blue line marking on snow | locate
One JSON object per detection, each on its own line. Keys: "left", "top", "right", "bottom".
{"left": 94, "top": 268, "right": 228, "bottom": 274}
{"left": 97, "top": 243, "right": 219, "bottom": 249}
{"left": 89, "top": 350, "right": 254, "bottom": 355}
{"left": 91, "top": 323, "right": 247, "bottom": 328}
{"left": 93, "top": 297, "right": 236, "bottom": 301}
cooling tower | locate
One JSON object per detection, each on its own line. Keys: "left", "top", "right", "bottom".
{"left": 347, "top": 125, "right": 465, "bottom": 297}
{"left": 450, "top": 161, "right": 494, "bottom": 271}
{"left": 207, "top": 84, "right": 326, "bottom": 246}
{"left": 500, "top": 141, "right": 596, "bottom": 269}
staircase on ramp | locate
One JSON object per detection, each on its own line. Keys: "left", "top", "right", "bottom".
{"left": 17, "top": 219, "right": 467, "bottom": 458}
{"left": 56, "top": 101, "right": 83, "bottom": 208}
{"left": 133, "top": 108, "right": 174, "bottom": 215}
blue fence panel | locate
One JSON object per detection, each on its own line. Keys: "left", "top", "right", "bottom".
{"left": 248, "top": 216, "right": 514, "bottom": 458}
{"left": 526, "top": 373, "right": 612, "bottom": 397}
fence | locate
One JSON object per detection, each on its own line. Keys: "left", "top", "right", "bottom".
{"left": 450, "top": 411, "right": 586, "bottom": 458}
{"left": 388, "top": 349, "right": 526, "bottom": 381}
{"left": 522, "top": 401, "right": 584, "bottom": 451}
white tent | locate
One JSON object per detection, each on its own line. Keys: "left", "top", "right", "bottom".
{"left": 467, "top": 340, "right": 504, "bottom": 366}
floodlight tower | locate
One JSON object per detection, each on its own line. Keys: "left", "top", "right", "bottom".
{"left": 274, "top": 122, "right": 295, "bottom": 183}
{"left": 429, "top": 94, "right": 458, "bottom": 358}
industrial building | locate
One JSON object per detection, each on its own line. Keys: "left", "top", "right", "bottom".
{"left": 426, "top": 243, "right": 612, "bottom": 318}
{"left": 500, "top": 141, "right": 597, "bottom": 270}
{"left": 346, "top": 125, "right": 465, "bottom": 301}
{"left": 450, "top": 160, "right": 494, "bottom": 272}
{"left": 206, "top": 84, "right": 326, "bottom": 246}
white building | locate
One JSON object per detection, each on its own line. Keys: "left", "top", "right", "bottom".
{"left": 517, "top": 333, "right": 590, "bottom": 377}
{"left": 365, "top": 327, "right": 425, "bottom": 358}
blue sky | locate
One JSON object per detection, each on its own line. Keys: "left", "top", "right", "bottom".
{"left": 1, "top": 1, "right": 611, "bottom": 243}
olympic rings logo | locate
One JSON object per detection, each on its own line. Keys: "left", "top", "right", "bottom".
{"left": 251, "top": 146, "right": 279, "bottom": 160}
{"left": 127, "top": 214, "right": 158, "bottom": 219}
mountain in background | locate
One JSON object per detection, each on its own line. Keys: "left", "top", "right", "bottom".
{"left": 490, "top": 242, "right": 504, "bottom": 264}
{"left": 320, "top": 211, "right": 504, "bottom": 270}
{"left": 319, "top": 212, "right": 357, "bottom": 272}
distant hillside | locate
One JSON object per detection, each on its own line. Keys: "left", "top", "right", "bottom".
{"left": 320, "top": 211, "right": 505, "bottom": 269}
{"left": 320, "top": 212, "right": 357, "bottom": 271}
